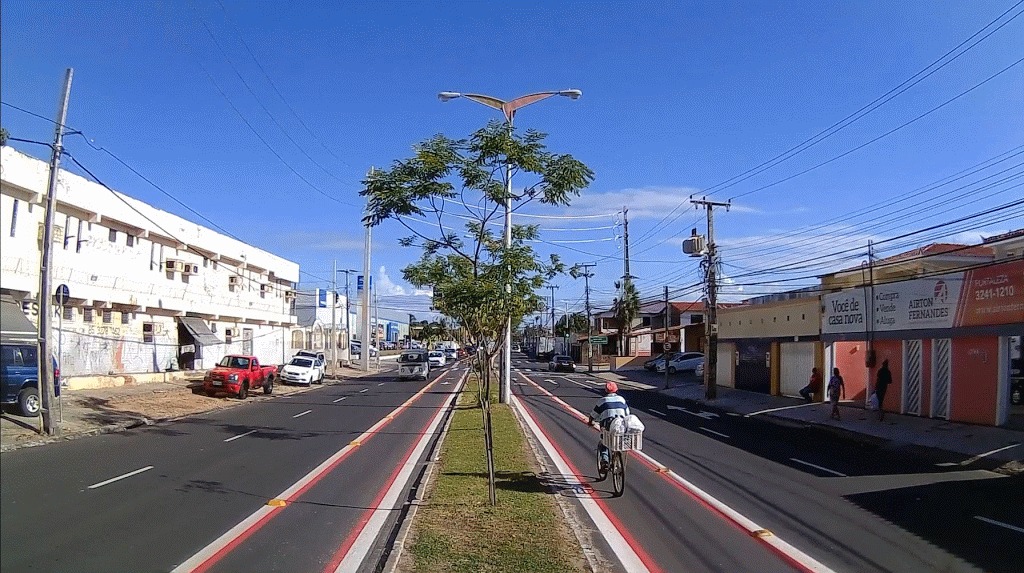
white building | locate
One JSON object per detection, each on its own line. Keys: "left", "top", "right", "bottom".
{"left": 0, "top": 147, "right": 299, "bottom": 377}
{"left": 291, "top": 288, "right": 412, "bottom": 367}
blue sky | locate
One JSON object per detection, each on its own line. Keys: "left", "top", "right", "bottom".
{"left": 3, "top": 0, "right": 1022, "bottom": 325}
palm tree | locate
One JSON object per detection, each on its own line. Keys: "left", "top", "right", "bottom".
{"left": 614, "top": 280, "right": 640, "bottom": 356}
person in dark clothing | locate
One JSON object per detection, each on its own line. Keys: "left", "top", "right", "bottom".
{"left": 799, "top": 367, "right": 823, "bottom": 403}
{"left": 875, "top": 359, "right": 893, "bottom": 421}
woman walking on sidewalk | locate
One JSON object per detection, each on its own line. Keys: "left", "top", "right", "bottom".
{"left": 828, "top": 368, "right": 845, "bottom": 420}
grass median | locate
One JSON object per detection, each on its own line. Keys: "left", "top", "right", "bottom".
{"left": 400, "top": 372, "right": 587, "bottom": 573}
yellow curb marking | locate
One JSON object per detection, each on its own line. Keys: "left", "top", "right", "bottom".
{"left": 752, "top": 529, "right": 773, "bottom": 538}
{"left": 267, "top": 499, "right": 287, "bottom": 507}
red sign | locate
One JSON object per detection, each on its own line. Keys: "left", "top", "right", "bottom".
{"left": 955, "top": 259, "right": 1024, "bottom": 327}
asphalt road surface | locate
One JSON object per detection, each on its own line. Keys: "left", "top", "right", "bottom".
{"left": 512, "top": 353, "right": 1023, "bottom": 573}
{"left": 1, "top": 362, "right": 468, "bottom": 573}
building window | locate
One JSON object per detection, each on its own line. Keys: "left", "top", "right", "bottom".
{"left": 83, "top": 308, "right": 94, "bottom": 322}
{"left": 641, "top": 317, "right": 651, "bottom": 327}
{"left": 143, "top": 322, "right": 155, "bottom": 343}
{"left": 126, "top": 234, "right": 135, "bottom": 247}
{"left": 801, "top": 314, "right": 806, "bottom": 320}
{"left": 9, "top": 199, "right": 18, "bottom": 237}
{"left": 225, "top": 329, "right": 234, "bottom": 344}
{"left": 291, "top": 330, "right": 304, "bottom": 349}
{"left": 121, "top": 311, "right": 130, "bottom": 325}
{"left": 102, "top": 309, "right": 113, "bottom": 324}
{"left": 62, "top": 307, "right": 74, "bottom": 321}
{"left": 108, "top": 228, "right": 117, "bottom": 242}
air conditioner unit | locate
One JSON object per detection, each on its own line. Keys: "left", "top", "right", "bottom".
{"left": 284, "top": 291, "right": 295, "bottom": 301}
{"left": 228, "top": 276, "right": 240, "bottom": 286}
{"left": 182, "top": 264, "right": 199, "bottom": 275}
{"left": 224, "top": 328, "right": 236, "bottom": 337}
{"left": 260, "top": 284, "right": 270, "bottom": 293}
{"left": 164, "top": 259, "right": 184, "bottom": 272}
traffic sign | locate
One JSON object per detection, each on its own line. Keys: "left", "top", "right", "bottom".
{"left": 589, "top": 335, "right": 608, "bottom": 344}
{"left": 54, "top": 284, "right": 70, "bottom": 306}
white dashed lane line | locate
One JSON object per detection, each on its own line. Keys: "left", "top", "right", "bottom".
{"left": 333, "top": 396, "right": 347, "bottom": 403}
{"left": 224, "top": 430, "right": 257, "bottom": 442}
{"left": 293, "top": 410, "right": 312, "bottom": 418}
{"left": 87, "top": 466, "right": 154, "bottom": 489}
{"left": 974, "top": 516, "right": 1024, "bottom": 534}
{"left": 359, "top": 388, "right": 369, "bottom": 393}
{"left": 699, "top": 427, "right": 730, "bottom": 438}
{"left": 789, "top": 458, "right": 847, "bottom": 477}
{"left": 378, "top": 382, "right": 385, "bottom": 386}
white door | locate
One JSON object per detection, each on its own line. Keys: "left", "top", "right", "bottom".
{"left": 780, "top": 342, "right": 815, "bottom": 397}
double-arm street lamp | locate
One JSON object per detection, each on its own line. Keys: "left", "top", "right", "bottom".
{"left": 439, "top": 90, "right": 581, "bottom": 403}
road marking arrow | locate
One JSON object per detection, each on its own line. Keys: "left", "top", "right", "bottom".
{"left": 666, "top": 405, "right": 719, "bottom": 419}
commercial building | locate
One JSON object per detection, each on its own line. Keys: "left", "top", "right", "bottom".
{"left": 0, "top": 147, "right": 299, "bottom": 383}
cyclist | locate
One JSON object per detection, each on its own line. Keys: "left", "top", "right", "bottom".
{"left": 588, "top": 382, "right": 630, "bottom": 466}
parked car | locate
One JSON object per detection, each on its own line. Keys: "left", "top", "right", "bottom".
{"left": 350, "top": 341, "right": 378, "bottom": 358}
{"left": 1, "top": 342, "right": 59, "bottom": 417}
{"left": 695, "top": 360, "right": 705, "bottom": 378}
{"left": 203, "top": 355, "right": 276, "bottom": 398}
{"left": 644, "top": 352, "right": 681, "bottom": 372}
{"left": 428, "top": 350, "right": 447, "bottom": 369}
{"left": 397, "top": 350, "right": 430, "bottom": 381}
{"left": 657, "top": 352, "right": 705, "bottom": 374}
{"left": 295, "top": 349, "right": 325, "bottom": 363}
{"left": 279, "top": 355, "right": 325, "bottom": 386}
{"left": 511, "top": 343, "right": 521, "bottom": 352}
{"left": 548, "top": 355, "right": 576, "bottom": 373}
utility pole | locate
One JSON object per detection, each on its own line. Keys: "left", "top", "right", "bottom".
{"left": 361, "top": 168, "right": 374, "bottom": 372}
{"left": 545, "top": 284, "right": 558, "bottom": 353}
{"left": 36, "top": 68, "right": 73, "bottom": 436}
{"left": 373, "top": 291, "right": 380, "bottom": 371}
{"left": 331, "top": 259, "right": 337, "bottom": 375}
{"left": 691, "top": 197, "right": 729, "bottom": 400}
{"left": 564, "top": 300, "right": 570, "bottom": 355}
{"left": 664, "top": 285, "right": 670, "bottom": 390}
{"left": 574, "top": 263, "right": 597, "bottom": 372}
{"left": 622, "top": 207, "right": 631, "bottom": 283}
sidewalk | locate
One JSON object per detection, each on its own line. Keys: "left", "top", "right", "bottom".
{"left": 593, "top": 371, "right": 1024, "bottom": 473}
{"left": 0, "top": 365, "right": 381, "bottom": 452}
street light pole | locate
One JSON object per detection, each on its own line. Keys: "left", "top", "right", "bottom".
{"left": 438, "top": 89, "right": 581, "bottom": 404}
{"left": 338, "top": 268, "right": 357, "bottom": 368}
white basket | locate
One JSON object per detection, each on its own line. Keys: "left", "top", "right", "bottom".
{"left": 602, "top": 430, "right": 643, "bottom": 452}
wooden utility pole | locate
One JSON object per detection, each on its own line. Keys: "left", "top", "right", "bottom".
{"left": 545, "top": 284, "right": 558, "bottom": 352}
{"left": 574, "top": 263, "right": 597, "bottom": 372}
{"left": 36, "top": 68, "right": 73, "bottom": 436}
{"left": 691, "top": 197, "right": 729, "bottom": 400}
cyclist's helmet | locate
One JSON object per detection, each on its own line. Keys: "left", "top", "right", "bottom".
{"left": 605, "top": 382, "right": 618, "bottom": 394}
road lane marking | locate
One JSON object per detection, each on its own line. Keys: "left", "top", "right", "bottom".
{"left": 520, "top": 375, "right": 837, "bottom": 573}
{"left": 511, "top": 393, "right": 656, "bottom": 573}
{"left": 668, "top": 405, "right": 719, "bottom": 420}
{"left": 935, "top": 443, "right": 1021, "bottom": 467}
{"left": 571, "top": 380, "right": 593, "bottom": 388}
{"left": 745, "top": 401, "right": 848, "bottom": 417}
{"left": 333, "top": 397, "right": 347, "bottom": 403}
{"left": 224, "top": 430, "right": 257, "bottom": 442}
{"left": 543, "top": 379, "right": 559, "bottom": 386}
{"left": 327, "top": 370, "right": 469, "bottom": 572}
{"left": 699, "top": 427, "right": 730, "bottom": 438}
{"left": 650, "top": 409, "right": 666, "bottom": 416}
{"left": 170, "top": 369, "right": 460, "bottom": 573}
{"left": 789, "top": 458, "right": 847, "bottom": 477}
{"left": 974, "top": 516, "right": 1024, "bottom": 534}
{"left": 378, "top": 382, "right": 385, "bottom": 386}
{"left": 293, "top": 410, "right": 312, "bottom": 418}
{"left": 87, "top": 466, "right": 154, "bottom": 489}
{"left": 359, "top": 388, "right": 368, "bottom": 393}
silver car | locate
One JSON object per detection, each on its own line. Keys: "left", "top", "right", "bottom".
{"left": 657, "top": 352, "right": 705, "bottom": 374}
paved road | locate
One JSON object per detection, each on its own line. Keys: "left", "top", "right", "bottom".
{"left": 512, "top": 354, "right": 1024, "bottom": 573}
{"left": 1, "top": 362, "right": 467, "bottom": 573}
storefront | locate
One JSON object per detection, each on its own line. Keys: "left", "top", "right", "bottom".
{"left": 823, "top": 259, "right": 1023, "bottom": 426}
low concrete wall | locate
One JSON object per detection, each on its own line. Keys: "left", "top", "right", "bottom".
{"left": 610, "top": 356, "right": 648, "bottom": 371}
{"left": 65, "top": 370, "right": 206, "bottom": 391}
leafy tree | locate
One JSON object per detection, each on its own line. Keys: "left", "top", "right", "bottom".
{"left": 613, "top": 279, "right": 640, "bottom": 355}
{"left": 361, "top": 120, "right": 593, "bottom": 401}
{"left": 0, "top": 127, "right": 8, "bottom": 147}
{"left": 555, "top": 313, "right": 589, "bottom": 337}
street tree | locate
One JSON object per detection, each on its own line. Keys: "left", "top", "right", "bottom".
{"left": 555, "top": 312, "right": 589, "bottom": 338}
{"left": 613, "top": 279, "right": 640, "bottom": 355}
{"left": 361, "top": 120, "right": 593, "bottom": 396}
{"left": 0, "top": 127, "right": 8, "bottom": 147}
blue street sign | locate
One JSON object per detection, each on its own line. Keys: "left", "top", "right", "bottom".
{"left": 357, "top": 275, "right": 373, "bottom": 292}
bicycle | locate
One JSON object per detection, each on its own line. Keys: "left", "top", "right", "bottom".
{"left": 592, "top": 420, "right": 642, "bottom": 498}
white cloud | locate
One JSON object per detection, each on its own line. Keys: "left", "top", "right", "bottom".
{"left": 376, "top": 266, "right": 407, "bottom": 295}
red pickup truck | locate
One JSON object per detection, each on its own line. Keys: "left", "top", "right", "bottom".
{"left": 203, "top": 355, "right": 276, "bottom": 399}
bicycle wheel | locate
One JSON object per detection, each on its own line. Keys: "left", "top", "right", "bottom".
{"left": 596, "top": 447, "right": 608, "bottom": 481}
{"left": 611, "top": 452, "right": 625, "bottom": 497}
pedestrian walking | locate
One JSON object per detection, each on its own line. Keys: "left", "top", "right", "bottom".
{"left": 799, "top": 367, "right": 823, "bottom": 403}
{"left": 828, "top": 367, "right": 845, "bottom": 420}
{"left": 875, "top": 359, "right": 893, "bottom": 421}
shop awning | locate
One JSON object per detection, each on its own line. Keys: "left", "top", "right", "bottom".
{"left": 0, "top": 294, "right": 37, "bottom": 343}
{"left": 178, "top": 316, "right": 222, "bottom": 346}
